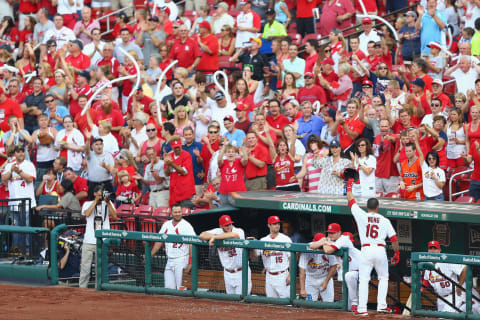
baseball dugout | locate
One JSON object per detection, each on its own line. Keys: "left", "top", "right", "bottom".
{"left": 411, "top": 252, "right": 480, "bottom": 319}
{"left": 94, "top": 229, "right": 350, "bottom": 309}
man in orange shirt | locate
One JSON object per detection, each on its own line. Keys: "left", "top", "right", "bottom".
{"left": 400, "top": 140, "right": 424, "bottom": 200}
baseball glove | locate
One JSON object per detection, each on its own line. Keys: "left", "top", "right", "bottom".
{"left": 343, "top": 168, "right": 359, "bottom": 183}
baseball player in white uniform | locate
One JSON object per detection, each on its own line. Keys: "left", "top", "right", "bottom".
{"left": 151, "top": 204, "right": 196, "bottom": 290}
{"left": 311, "top": 226, "right": 363, "bottom": 311}
{"left": 251, "top": 216, "right": 292, "bottom": 298}
{"left": 299, "top": 233, "right": 338, "bottom": 302}
{"left": 422, "top": 240, "right": 473, "bottom": 314}
{"left": 346, "top": 179, "right": 400, "bottom": 316}
{"left": 199, "top": 214, "right": 252, "bottom": 295}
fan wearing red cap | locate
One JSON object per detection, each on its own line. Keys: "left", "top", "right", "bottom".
{"left": 199, "top": 215, "right": 252, "bottom": 295}
{"left": 250, "top": 215, "right": 292, "bottom": 298}
{"left": 217, "top": 143, "right": 248, "bottom": 197}
{"left": 358, "top": 17, "right": 380, "bottom": 54}
{"left": 298, "top": 232, "right": 338, "bottom": 302}
{"left": 196, "top": 19, "right": 219, "bottom": 77}
{"left": 318, "top": 57, "right": 339, "bottom": 102}
{"left": 344, "top": 184, "right": 399, "bottom": 316}
{"left": 297, "top": 71, "right": 327, "bottom": 106}
{"left": 423, "top": 240, "right": 471, "bottom": 313}
{"left": 164, "top": 136, "right": 196, "bottom": 206}
{"left": 310, "top": 224, "right": 363, "bottom": 312}
{"left": 151, "top": 203, "right": 196, "bottom": 290}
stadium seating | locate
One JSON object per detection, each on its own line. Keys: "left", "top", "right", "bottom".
{"left": 133, "top": 205, "right": 153, "bottom": 217}
{"left": 454, "top": 196, "right": 475, "bottom": 203}
{"left": 287, "top": 33, "right": 302, "bottom": 46}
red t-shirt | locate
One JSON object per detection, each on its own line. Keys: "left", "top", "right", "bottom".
{"left": 197, "top": 34, "right": 219, "bottom": 73}
{"left": 65, "top": 53, "right": 91, "bottom": 71}
{"left": 392, "top": 120, "right": 418, "bottom": 134}
{"left": 200, "top": 139, "right": 220, "bottom": 181}
{"left": 297, "top": 85, "right": 327, "bottom": 105}
{"left": 257, "top": 130, "right": 277, "bottom": 164}
{"left": 6, "top": 92, "right": 26, "bottom": 105}
{"left": 0, "top": 98, "right": 23, "bottom": 132}
{"left": 159, "top": 57, "right": 173, "bottom": 80}
{"left": 320, "top": 71, "right": 339, "bottom": 102}
{"left": 127, "top": 94, "right": 155, "bottom": 116}
{"left": 297, "top": 0, "right": 317, "bottom": 18}
{"left": 374, "top": 133, "right": 399, "bottom": 178}
{"left": 337, "top": 116, "right": 365, "bottom": 150}
{"left": 166, "top": 150, "right": 196, "bottom": 206}
{"left": 169, "top": 37, "right": 201, "bottom": 69}
{"left": 422, "top": 134, "right": 447, "bottom": 170}
{"left": 348, "top": 50, "right": 367, "bottom": 83}
{"left": 121, "top": 64, "right": 138, "bottom": 97}
{"left": 219, "top": 158, "right": 247, "bottom": 194}
{"left": 97, "top": 57, "right": 120, "bottom": 78}
{"left": 469, "top": 147, "right": 480, "bottom": 181}
{"left": 274, "top": 154, "right": 295, "bottom": 187}
{"left": 69, "top": 84, "right": 93, "bottom": 118}
{"left": 401, "top": 157, "right": 424, "bottom": 200}
{"left": 235, "top": 119, "right": 251, "bottom": 134}
{"left": 74, "top": 109, "right": 98, "bottom": 137}
{"left": 305, "top": 53, "right": 318, "bottom": 74}
{"left": 116, "top": 182, "right": 141, "bottom": 199}
{"left": 266, "top": 114, "right": 290, "bottom": 133}
{"left": 20, "top": 29, "right": 33, "bottom": 44}
{"left": 366, "top": 55, "right": 380, "bottom": 72}
{"left": 72, "top": 176, "right": 88, "bottom": 205}
{"left": 19, "top": 0, "right": 37, "bottom": 13}
{"left": 355, "top": 0, "right": 377, "bottom": 12}
{"left": 420, "top": 74, "right": 433, "bottom": 93}
{"left": 245, "top": 144, "right": 268, "bottom": 179}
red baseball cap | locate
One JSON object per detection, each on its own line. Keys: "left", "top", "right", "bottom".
{"left": 343, "top": 232, "right": 354, "bottom": 242}
{"left": 219, "top": 214, "right": 234, "bottom": 226}
{"left": 428, "top": 240, "right": 440, "bottom": 249}
{"left": 171, "top": 139, "right": 182, "bottom": 148}
{"left": 362, "top": 17, "right": 372, "bottom": 24}
{"left": 327, "top": 223, "right": 341, "bottom": 233}
{"left": 427, "top": 41, "right": 441, "bottom": 51}
{"left": 320, "top": 58, "right": 334, "bottom": 66}
{"left": 313, "top": 233, "right": 325, "bottom": 241}
{"left": 160, "top": 6, "right": 171, "bottom": 15}
{"left": 304, "top": 72, "right": 314, "bottom": 78}
{"left": 268, "top": 216, "right": 281, "bottom": 224}
{"left": 198, "top": 20, "right": 211, "bottom": 30}
{"left": 235, "top": 103, "right": 248, "bottom": 111}
{"left": 223, "top": 115, "right": 234, "bottom": 122}
{"left": 362, "top": 79, "right": 373, "bottom": 87}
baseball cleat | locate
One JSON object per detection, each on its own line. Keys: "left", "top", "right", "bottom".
{"left": 354, "top": 311, "right": 368, "bottom": 316}
{"left": 377, "top": 307, "right": 392, "bottom": 313}
{"left": 350, "top": 305, "right": 358, "bottom": 312}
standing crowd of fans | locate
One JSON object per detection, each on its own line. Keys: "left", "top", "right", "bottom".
{"left": 1, "top": 0, "right": 480, "bottom": 214}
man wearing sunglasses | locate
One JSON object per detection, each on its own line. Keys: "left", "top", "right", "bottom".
{"left": 43, "top": 94, "right": 70, "bottom": 131}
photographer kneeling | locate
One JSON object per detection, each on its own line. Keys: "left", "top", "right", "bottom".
{"left": 58, "top": 230, "right": 82, "bottom": 280}
{"left": 79, "top": 185, "right": 117, "bottom": 288}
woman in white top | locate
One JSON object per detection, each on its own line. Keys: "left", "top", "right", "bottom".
{"left": 446, "top": 107, "right": 467, "bottom": 171}
{"left": 283, "top": 124, "right": 306, "bottom": 172}
{"left": 55, "top": 116, "right": 85, "bottom": 172}
{"left": 420, "top": 149, "right": 446, "bottom": 200}
{"left": 31, "top": 114, "right": 58, "bottom": 187}
{"left": 350, "top": 138, "right": 376, "bottom": 198}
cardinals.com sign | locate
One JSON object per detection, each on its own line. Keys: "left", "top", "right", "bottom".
{"left": 282, "top": 202, "right": 332, "bottom": 213}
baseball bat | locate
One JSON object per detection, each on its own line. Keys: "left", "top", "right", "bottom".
{"left": 402, "top": 294, "right": 412, "bottom": 316}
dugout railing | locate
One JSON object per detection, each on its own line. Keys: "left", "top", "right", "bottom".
{"left": 94, "top": 229, "right": 350, "bottom": 309}
{"left": 411, "top": 252, "right": 480, "bottom": 319}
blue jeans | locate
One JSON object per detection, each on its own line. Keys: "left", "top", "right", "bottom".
{"left": 11, "top": 209, "right": 30, "bottom": 250}
{"left": 426, "top": 194, "right": 444, "bottom": 201}
{"left": 469, "top": 179, "right": 480, "bottom": 201}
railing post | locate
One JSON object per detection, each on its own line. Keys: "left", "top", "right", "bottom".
{"left": 341, "top": 249, "right": 349, "bottom": 311}
{"left": 241, "top": 247, "right": 248, "bottom": 298}
{"left": 191, "top": 244, "right": 198, "bottom": 293}
{"left": 466, "top": 265, "right": 473, "bottom": 314}
{"left": 96, "top": 236, "right": 103, "bottom": 290}
{"left": 144, "top": 241, "right": 152, "bottom": 290}
{"left": 411, "top": 261, "right": 418, "bottom": 315}
{"left": 289, "top": 250, "right": 297, "bottom": 304}
{"left": 49, "top": 224, "right": 67, "bottom": 285}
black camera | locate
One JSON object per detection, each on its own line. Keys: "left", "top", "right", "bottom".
{"left": 58, "top": 236, "right": 82, "bottom": 254}
{"left": 102, "top": 190, "right": 114, "bottom": 201}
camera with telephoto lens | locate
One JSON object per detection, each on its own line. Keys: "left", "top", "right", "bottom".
{"left": 116, "top": 195, "right": 134, "bottom": 204}
{"left": 102, "top": 190, "right": 114, "bottom": 201}
{"left": 58, "top": 236, "right": 82, "bottom": 254}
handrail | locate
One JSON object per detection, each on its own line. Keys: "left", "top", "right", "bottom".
{"left": 98, "top": 5, "right": 137, "bottom": 37}
{"left": 448, "top": 168, "right": 473, "bottom": 202}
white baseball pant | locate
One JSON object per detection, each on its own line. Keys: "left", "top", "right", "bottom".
{"left": 345, "top": 270, "right": 359, "bottom": 308}
{"left": 305, "top": 275, "right": 334, "bottom": 302}
{"left": 358, "top": 246, "right": 389, "bottom": 313}
{"left": 164, "top": 255, "right": 189, "bottom": 289}
{"left": 224, "top": 267, "right": 252, "bottom": 295}
{"left": 266, "top": 270, "right": 290, "bottom": 298}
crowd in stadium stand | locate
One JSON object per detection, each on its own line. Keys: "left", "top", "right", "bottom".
{"left": 1, "top": 0, "right": 480, "bottom": 213}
